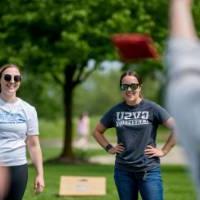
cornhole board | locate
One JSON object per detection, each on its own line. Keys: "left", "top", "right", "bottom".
{"left": 59, "top": 176, "right": 106, "bottom": 196}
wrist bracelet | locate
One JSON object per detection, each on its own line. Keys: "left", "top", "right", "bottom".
{"left": 105, "top": 144, "right": 113, "bottom": 152}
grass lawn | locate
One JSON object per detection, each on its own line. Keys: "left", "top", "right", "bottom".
{"left": 24, "top": 163, "right": 196, "bottom": 200}
{"left": 24, "top": 146, "right": 197, "bottom": 200}
{"left": 34, "top": 119, "right": 196, "bottom": 200}
{"left": 39, "top": 117, "right": 171, "bottom": 143}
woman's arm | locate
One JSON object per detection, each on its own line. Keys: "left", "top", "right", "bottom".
{"left": 27, "top": 135, "right": 45, "bottom": 193}
{"left": 160, "top": 117, "right": 176, "bottom": 155}
{"left": 170, "top": 0, "right": 197, "bottom": 40}
{"left": 93, "top": 122, "right": 124, "bottom": 154}
{"left": 145, "top": 117, "right": 176, "bottom": 157}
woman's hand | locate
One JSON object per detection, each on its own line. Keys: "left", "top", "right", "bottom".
{"left": 144, "top": 145, "right": 165, "bottom": 158}
{"left": 34, "top": 174, "right": 45, "bottom": 193}
{"left": 108, "top": 143, "right": 125, "bottom": 154}
{"left": 27, "top": 135, "right": 45, "bottom": 194}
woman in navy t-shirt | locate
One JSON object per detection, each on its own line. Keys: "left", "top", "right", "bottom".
{"left": 93, "top": 71, "right": 176, "bottom": 200}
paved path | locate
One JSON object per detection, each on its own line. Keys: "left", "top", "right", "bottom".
{"left": 89, "top": 145, "right": 188, "bottom": 165}
{"left": 41, "top": 139, "right": 188, "bottom": 165}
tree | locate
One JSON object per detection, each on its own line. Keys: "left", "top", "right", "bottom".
{"left": 0, "top": 0, "right": 170, "bottom": 161}
{"left": 19, "top": 73, "right": 64, "bottom": 119}
{"left": 74, "top": 69, "right": 122, "bottom": 116}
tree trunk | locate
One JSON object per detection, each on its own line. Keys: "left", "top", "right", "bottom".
{"left": 59, "top": 66, "right": 74, "bottom": 161}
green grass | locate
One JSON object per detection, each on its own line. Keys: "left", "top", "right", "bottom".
{"left": 40, "top": 147, "right": 107, "bottom": 161}
{"left": 163, "top": 166, "right": 196, "bottom": 200}
{"left": 34, "top": 119, "right": 196, "bottom": 200}
{"left": 39, "top": 118, "right": 64, "bottom": 139}
{"left": 39, "top": 117, "right": 100, "bottom": 139}
{"left": 39, "top": 117, "right": 170, "bottom": 143}
{"left": 24, "top": 162, "right": 196, "bottom": 200}
{"left": 24, "top": 146, "right": 197, "bottom": 200}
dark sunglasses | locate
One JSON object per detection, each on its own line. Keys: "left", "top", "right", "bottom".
{"left": 3, "top": 74, "right": 22, "bottom": 82}
{"left": 120, "top": 83, "right": 139, "bottom": 91}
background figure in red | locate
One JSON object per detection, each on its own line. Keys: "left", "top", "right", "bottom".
{"left": 75, "top": 112, "right": 90, "bottom": 148}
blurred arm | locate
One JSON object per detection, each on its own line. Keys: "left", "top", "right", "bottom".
{"left": 161, "top": 117, "right": 176, "bottom": 156}
{"left": 170, "top": 0, "right": 197, "bottom": 40}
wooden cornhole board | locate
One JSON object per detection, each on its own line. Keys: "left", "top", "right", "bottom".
{"left": 59, "top": 176, "right": 106, "bottom": 196}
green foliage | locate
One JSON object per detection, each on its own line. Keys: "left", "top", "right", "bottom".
{"left": 74, "top": 70, "right": 121, "bottom": 116}
{"left": 39, "top": 118, "right": 64, "bottom": 138}
{"left": 74, "top": 68, "right": 164, "bottom": 115}
{"left": 0, "top": 0, "right": 171, "bottom": 115}
{"left": 0, "top": 0, "right": 170, "bottom": 69}
{"left": 0, "top": 0, "right": 175, "bottom": 156}
{"left": 193, "top": 0, "right": 200, "bottom": 37}
{"left": 19, "top": 73, "right": 63, "bottom": 119}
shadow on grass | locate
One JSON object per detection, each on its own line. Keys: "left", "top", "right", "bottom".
{"left": 43, "top": 147, "right": 108, "bottom": 165}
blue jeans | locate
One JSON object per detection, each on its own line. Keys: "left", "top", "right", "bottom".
{"left": 114, "top": 167, "right": 163, "bottom": 200}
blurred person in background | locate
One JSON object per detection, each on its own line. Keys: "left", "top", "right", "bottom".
{"left": 166, "top": 0, "right": 200, "bottom": 198}
{"left": 93, "top": 71, "right": 176, "bottom": 200}
{"left": 75, "top": 112, "right": 90, "bottom": 148}
{"left": 0, "top": 64, "right": 45, "bottom": 200}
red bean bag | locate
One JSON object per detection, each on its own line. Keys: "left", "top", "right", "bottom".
{"left": 111, "top": 33, "right": 159, "bottom": 61}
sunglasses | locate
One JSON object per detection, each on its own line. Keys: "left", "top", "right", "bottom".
{"left": 120, "top": 83, "right": 139, "bottom": 91}
{"left": 3, "top": 74, "right": 22, "bottom": 83}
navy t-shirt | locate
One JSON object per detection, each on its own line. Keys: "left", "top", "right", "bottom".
{"left": 100, "top": 99, "right": 170, "bottom": 172}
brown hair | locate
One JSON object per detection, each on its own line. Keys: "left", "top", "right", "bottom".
{"left": 120, "top": 70, "right": 143, "bottom": 98}
{"left": 120, "top": 70, "right": 143, "bottom": 86}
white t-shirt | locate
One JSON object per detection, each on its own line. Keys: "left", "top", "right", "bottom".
{"left": 0, "top": 97, "right": 39, "bottom": 166}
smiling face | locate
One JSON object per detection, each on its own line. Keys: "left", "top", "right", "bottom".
{"left": 120, "top": 75, "right": 142, "bottom": 105}
{"left": 0, "top": 66, "right": 21, "bottom": 97}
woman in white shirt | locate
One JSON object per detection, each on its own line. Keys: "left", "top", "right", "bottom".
{"left": 0, "top": 64, "right": 44, "bottom": 200}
